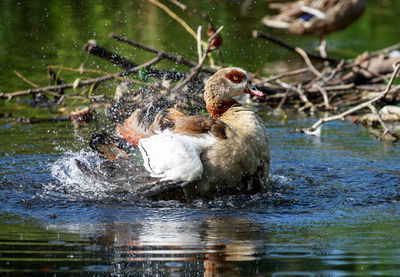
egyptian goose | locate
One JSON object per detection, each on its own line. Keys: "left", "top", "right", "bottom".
{"left": 262, "top": 0, "right": 366, "bottom": 42}
{"left": 115, "top": 67, "right": 270, "bottom": 198}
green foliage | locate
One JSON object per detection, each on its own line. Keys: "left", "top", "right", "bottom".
{"left": 139, "top": 67, "right": 148, "bottom": 83}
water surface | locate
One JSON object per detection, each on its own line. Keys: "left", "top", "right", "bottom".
{"left": 1, "top": 116, "right": 400, "bottom": 275}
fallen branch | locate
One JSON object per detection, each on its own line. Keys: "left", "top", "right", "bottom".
{"left": 252, "top": 30, "right": 339, "bottom": 63}
{"left": 1, "top": 56, "right": 165, "bottom": 102}
{"left": 84, "top": 39, "right": 138, "bottom": 70}
{"left": 301, "top": 62, "right": 400, "bottom": 135}
{"left": 84, "top": 39, "right": 186, "bottom": 80}
{"left": 370, "top": 42, "right": 400, "bottom": 58}
{"left": 109, "top": 33, "right": 215, "bottom": 74}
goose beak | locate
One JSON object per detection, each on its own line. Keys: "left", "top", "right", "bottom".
{"left": 244, "top": 83, "right": 264, "bottom": 97}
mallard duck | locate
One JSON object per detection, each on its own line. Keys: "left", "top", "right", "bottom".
{"left": 262, "top": 0, "right": 366, "bottom": 41}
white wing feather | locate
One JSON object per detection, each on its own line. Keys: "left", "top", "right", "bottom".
{"left": 138, "top": 130, "right": 217, "bottom": 182}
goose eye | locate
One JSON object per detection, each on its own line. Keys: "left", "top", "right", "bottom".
{"left": 225, "top": 70, "right": 245, "bottom": 83}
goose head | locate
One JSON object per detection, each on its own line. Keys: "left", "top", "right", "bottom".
{"left": 204, "top": 67, "right": 263, "bottom": 118}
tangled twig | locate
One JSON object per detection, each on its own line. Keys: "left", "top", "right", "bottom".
{"left": 301, "top": 62, "right": 400, "bottom": 140}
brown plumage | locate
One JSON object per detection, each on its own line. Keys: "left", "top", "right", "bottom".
{"left": 262, "top": 0, "right": 366, "bottom": 39}
{"left": 109, "top": 68, "right": 269, "bottom": 198}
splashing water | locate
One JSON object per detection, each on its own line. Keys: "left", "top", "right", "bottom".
{"left": 48, "top": 150, "right": 117, "bottom": 200}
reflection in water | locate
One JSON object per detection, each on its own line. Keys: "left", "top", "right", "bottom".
{"left": 0, "top": 213, "right": 265, "bottom": 275}
{"left": 3, "top": 208, "right": 400, "bottom": 275}
{"left": 55, "top": 216, "right": 264, "bottom": 276}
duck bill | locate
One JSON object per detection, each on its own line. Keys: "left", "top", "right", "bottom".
{"left": 244, "top": 84, "right": 264, "bottom": 98}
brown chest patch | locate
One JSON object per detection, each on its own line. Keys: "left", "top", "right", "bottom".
{"left": 206, "top": 100, "right": 237, "bottom": 118}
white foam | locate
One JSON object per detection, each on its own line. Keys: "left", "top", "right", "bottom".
{"left": 47, "top": 150, "right": 113, "bottom": 199}
{"left": 269, "top": 174, "right": 292, "bottom": 186}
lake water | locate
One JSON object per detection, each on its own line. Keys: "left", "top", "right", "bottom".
{"left": 1, "top": 0, "right": 400, "bottom": 275}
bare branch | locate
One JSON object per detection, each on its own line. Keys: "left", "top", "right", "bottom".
{"left": 295, "top": 47, "right": 323, "bottom": 78}
{"left": 1, "top": 57, "right": 166, "bottom": 101}
{"left": 312, "top": 84, "right": 331, "bottom": 109}
{"left": 252, "top": 30, "right": 339, "bottom": 63}
{"left": 172, "top": 26, "right": 224, "bottom": 92}
{"left": 109, "top": 33, "right": 215, "bottom": 74}
{"left": 83, "top": 39, "right": 138, "bottom": 70}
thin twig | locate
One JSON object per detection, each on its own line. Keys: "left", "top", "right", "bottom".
{"left": 14, "top": 70, "right": 39, "bottom": 88}
{"left": 306, "top": 59, "right": 345, "bottom": 88}
{"left": 306, "top": 83, "right": 355, "bottom": 93}
{"left": 172, "top": 50, "right": 210, "bottom": 93}
{"left": 321, "top": 59, "right": 345, "bottom": 85}
{"left": 313, "top": 84, "right": 331, "bottom": 109}
{"left": 47, "top": 65, "right": 156, "bottom": 88}
{"left": 48, "top": 65, "right": 112, "bottom": 77}
{"left": 197, "top": 26, "right": 202, "bottom": 63}
{"left": 172, "top": 26, "right": 224, "bottom": 92}
{"left": 367, "top": 104, "right": 398, "bottom": 141}
{"left": 295, "top": 47, "right": 323, "bottom": 78}
{"left": 276, "top": 79, "right": 317, "bottom": 111}
{"left": 149, "top": 0, "right": 205, "bottom": 47}
{"left": 207, "top": 26, "right": 224, "bottom": 46}
{"left": 255, "top": 68, "right": 310, "bottom": 86}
